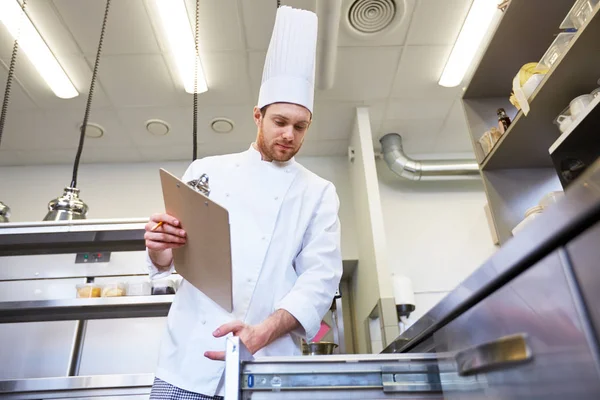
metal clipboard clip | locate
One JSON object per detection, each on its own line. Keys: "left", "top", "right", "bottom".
{"left": 187, "top": 173, "right": 210, "bottom": 197}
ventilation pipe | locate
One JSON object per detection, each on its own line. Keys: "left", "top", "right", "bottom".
{"left": 380, "top": 133, "right": 480, "bottom": 181}
{"left": 316, "top": 0, "right": 342, "bottom": 90}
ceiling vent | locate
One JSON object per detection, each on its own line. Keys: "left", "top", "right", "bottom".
{"left": 346, "top": 0, "right": 401, "bottom": 36}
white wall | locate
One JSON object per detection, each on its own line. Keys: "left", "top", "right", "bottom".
{"left": 377, "top": 159, "right": 498, "bottom": 324}
{"left": 0, "top": 155, "right": 358, "bottom": 260}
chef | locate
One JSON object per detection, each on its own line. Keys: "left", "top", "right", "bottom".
{"left": 144, "top": 6, "right": 342, "bottom": 400}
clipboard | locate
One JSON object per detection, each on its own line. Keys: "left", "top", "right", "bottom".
{"left": 159, "top": 168, "right": 233, "bottom": 312}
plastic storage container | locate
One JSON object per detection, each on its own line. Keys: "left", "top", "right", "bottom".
{"left": 151, "top": 279, "right": 176, "bottom": 295}
{"left": 559, "top": 0, "right": 600, "bottom": 30}
{"left": 101, "top": 283, "right": 127, "bottom": 297}
{"left": 127, "top": 281, "right": 152, "bottom": 296}
{"left": 539, "top": 191, "right": 565, "bottom": 209}
{"left": 76, "top": 283, "right": 102, "bottom": 298}
{"left": 512, "top": 205, "right": 544, "bottom": 236}
{"left": 535, "top": 32, "right": 576, "bottom": 72}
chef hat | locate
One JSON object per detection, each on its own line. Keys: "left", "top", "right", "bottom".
{"left": 257, "top": 6, "right": 318, "bottom": 114}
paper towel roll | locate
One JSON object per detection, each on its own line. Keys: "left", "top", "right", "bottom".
{"left": 392, "top": 274, "right": 415, "bottom": 306}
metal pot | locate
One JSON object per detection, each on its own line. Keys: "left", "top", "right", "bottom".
{"left": 302, "top": 342, "right": 338, "bottom": 356}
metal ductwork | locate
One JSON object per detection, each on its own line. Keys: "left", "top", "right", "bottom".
{"left": 380, "top": 133, "right": 480, "bottom": 181}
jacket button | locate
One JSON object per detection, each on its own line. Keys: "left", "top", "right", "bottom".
{"left": 274, "top": 196, "right": 279, "bottom": 201}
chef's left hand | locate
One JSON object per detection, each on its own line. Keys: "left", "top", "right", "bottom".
{"left": 204, "top": 320, "right": 267, "bottom": 361}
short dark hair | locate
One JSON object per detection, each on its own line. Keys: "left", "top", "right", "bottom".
{"left": 260, "top": 105, "right": 270, "bottom": 118}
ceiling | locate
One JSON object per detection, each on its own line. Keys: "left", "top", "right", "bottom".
{"left": 0, "top": 0, "right": 475, "bottom": 166}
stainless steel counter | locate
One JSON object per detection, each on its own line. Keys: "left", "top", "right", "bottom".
{"left": 383, "top": 160, "right": 600, "bottom": 354}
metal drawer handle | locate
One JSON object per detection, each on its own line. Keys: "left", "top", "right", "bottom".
{"left": 455, "top": 333, "right": 533, "bottom": 376}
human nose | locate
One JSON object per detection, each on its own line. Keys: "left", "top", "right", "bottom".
{"left": 281, "top": 126, "right": 294, "bottom": 141}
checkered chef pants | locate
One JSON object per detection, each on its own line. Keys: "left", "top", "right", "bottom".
{"left": 149, "top": 377, "right": 224, "bottom": 400}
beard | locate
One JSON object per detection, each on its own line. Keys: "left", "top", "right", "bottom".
{"left": 256, "top": 126, "right": 301, "bottom": 162}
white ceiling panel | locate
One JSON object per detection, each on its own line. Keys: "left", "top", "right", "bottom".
{"left": 391, "top": 45, "right": 461, "bottom": 99}
{"left": 117, "top": 106, "right": 196, "bottom": 147}
{"left": 0, "top": 62, "right": 38, "bottom": 111}
{"left": 171, "top": 51, "right": 253, "bottom": 107}
{"left": 406, "top": 0, "right": 472, "bottom": 45}
{"left": 2, "top": 108, "right": 132, "bottom": 150}
{"left": 196, "top": 140, "right": 255, "bottom": 158}
{"left": 53, "top": 0, "right": 160, "bottom": 55}
{"left": 433, "top": 99, "right": 474, "bottom": 153}
{"left": 337, "top": 0, "right": 415, "bottom": 47}
{"left": 5, "top": 148, "right": 79, "bottom": 165}
{"left": 0, "top": 150, "right": 25, "bottom": 166}
{"left": 376, "top": 117, "right": 445, "bottom": 154}
{"left": 386, "top": 98, "right": 453, "bottom": 120}
{"left": 311, "top": 101, "right": 361, "bottom": 141}
{"left": 319, "top": 47, "right": 402, "bottom": 102}
{"left": 299, "top": 138, "right": 348, "bottom": 157}
{"left": 78, "top": 145, "right": 144, "bottom": 164}
{"left": 248, "top": 51, "right": 266, "bottom": 100}
{"left": 97, "top": 55, "right": 176, "bottom": 107}
{"left": 241, "top": 0, "right": 316, "bottom": 51}
{"left": 138, "top": 144, "right": 194, "bottom": 162}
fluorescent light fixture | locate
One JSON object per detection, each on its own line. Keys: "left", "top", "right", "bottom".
{"left": 154, "top": 0, "right": 208, "bottom": 94}
{"left": 438, "top": 0, "right": 498, "bottom": 88}
{"left": 0, "top": 0, "right": 78, "bottom": 99}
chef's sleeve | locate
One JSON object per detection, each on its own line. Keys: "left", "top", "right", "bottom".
{"left": 145, "top": 160, "right": 202, "bottom": 279}
{"left": 275, "top": 183, "right": 343, "bottom": 341}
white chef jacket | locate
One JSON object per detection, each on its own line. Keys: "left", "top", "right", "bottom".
{"left": 146, "top": 145, "right": 343, "bottom": 396}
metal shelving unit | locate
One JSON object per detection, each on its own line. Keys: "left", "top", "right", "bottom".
{"left": 461, "top": 0, "right": 600, "bottom": 245}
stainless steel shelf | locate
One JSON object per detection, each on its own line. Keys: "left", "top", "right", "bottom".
{"left": 0, "top": 218, "right": 147, "bottom": 256}
{"left": 0, "top": 295, "right": 173, "bottom": 323}
{"left": 0, "top": 374, "right": 153, "bottom": 400}
{"left": 479, "top": 5, "right": 600, "bottom": 170}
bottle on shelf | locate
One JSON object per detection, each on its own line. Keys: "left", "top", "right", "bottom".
{"left": 497, "top": 108, "right": 511, "bottom": 133}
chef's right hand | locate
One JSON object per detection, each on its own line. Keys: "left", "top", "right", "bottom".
{"left": 144, "top": 213, "right": 187, "bottom": 251}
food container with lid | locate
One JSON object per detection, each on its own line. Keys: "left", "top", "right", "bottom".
{"left": 512, "top": 205, "right": 544, "bottom": 236}
{"left": 101, "top": 282, "right": 127, "bottom": 297}
{"left": 127, "top": 281, "right": 152, "bottom": 296}
{"left": 559, "top": 0, "right": 600, "bottom": 30}
{"left": 535, "top": 32, "right": 576, "bottom": 72}
{"left": 151, "top": 279, "right": 176, "bottom": 295}
{"left": 76, "top": 283, "right": 102, "bottom": 298}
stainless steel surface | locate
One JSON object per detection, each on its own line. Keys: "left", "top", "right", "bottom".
{"left": 380, "top": 133, "right": 480, "bottom": 181}
{"left": 454, "top": 333, "right": 532, "bottom": 376}
{"left": 0, "top": 218, "right": 147, "bottom": 256}
{"left": 44, "top": 187, "right": 89, "bottom": 221}
{"left": 0, "top": 374, "right": 153, "bottom": 400}
{"left": 383, "top": 158, "right": 600, "bottom": 354}
{"left": 66, "top": 320, "right": 87, "bottom": 376}
{"left": 434, "top": 250, "right": 600, "bottom": 399}
{"left": 303, "top": 342, "right": 338, "bottom": 355}
{"left": 224, "top": 337, "right": 485, "bottom": 400}
{"left": 0, "top": 202, "right": 9, "bottom": 223}
{"left": 0, "top": 295, "right": 173, "bottom": 323}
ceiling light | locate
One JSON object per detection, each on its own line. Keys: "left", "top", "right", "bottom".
{"left": 0, "top": 0, "right": 78, "bottom": 99}
{"left": 79, "top": 123, "right": 104, "bottom": 138}
{"left": 438, "top": 0, "right": 499, "bottom": 88}
{"left": 210, "top": 117, "right": 234, "bottom": 134}
{"left": 154, "top": 0, "right": 208, "bottom": 94}
{"left": 146, "top": 119, "right": 170, "bottom": 136}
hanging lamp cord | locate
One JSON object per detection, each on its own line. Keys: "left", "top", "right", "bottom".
{"left": 0, "top": 0, "right": 28, "bottom": 149}
{"left": 70, "top": 0, "right": 111, "bottom": 188}
{"left": 277, "top": 0, "right": 281, "bottom": 8}
{"left": 192, "top": 0, "right": 200, "bottom": 161}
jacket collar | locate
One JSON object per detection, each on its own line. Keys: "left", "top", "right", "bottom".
{"left": 247, "top": 143, "right": 296, "bottom": 169}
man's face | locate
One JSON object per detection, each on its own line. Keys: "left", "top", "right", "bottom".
{"left": 254, "top": 102, "right": 312, "bottom": 162}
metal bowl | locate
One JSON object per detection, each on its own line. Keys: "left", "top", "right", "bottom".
{"left": 302, "top": 342, "right": 338, "bottom": 356}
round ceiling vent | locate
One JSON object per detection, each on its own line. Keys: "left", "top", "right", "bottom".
{"left": 145, "top": 119, "right": 170, "bottom": 136}
{"left": 346, "top": 0, "right": 403, "bottom": 37}
{"left": 79, "top": 123, "right": 104, "bottom": 138}
{"left": 210, "top": 117, "right": 234, "bottom": 134}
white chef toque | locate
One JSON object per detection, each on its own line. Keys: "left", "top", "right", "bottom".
{"left": 257, "top": 6, "right": 318, "bottom": 114}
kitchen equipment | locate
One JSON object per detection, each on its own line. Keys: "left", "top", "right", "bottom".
{"left": 591, "top": 87, "right": 600, "bottom": 98}
{"left": 539, "top": 191, "right": 565, "bottom": 209}
{"left": 570, "top": 94, "right": 593, "bottom": 117}
{"left": 554, "top": 113, "right": 573, "bottom": 133}
{"left": 151, "top": 278, "right": 176, "bottom": 295}
{"left": 302, "top": 342, "right": 338, "bottom": 356}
